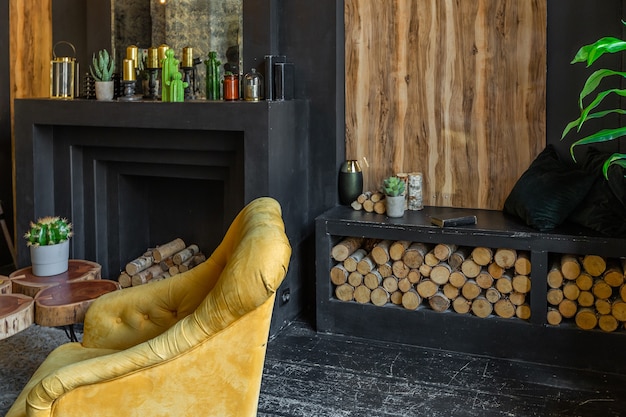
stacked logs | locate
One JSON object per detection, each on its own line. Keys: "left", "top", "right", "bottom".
{"left": 117, "top": 238, "right": 206, "bottom": 288}
{"left": 547, "top": 255, "right": 626, "bottom": 332}
{"left": 350, "top": 191, "right": 387, "bottom": 214}
{"left": 331, "top": 237, "right": 532, "bottom": 320}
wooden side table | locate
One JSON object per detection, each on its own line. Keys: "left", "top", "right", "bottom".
{"left": 34, "top": 280, "right": 120, "bottom": 341}
{"left": 0, "top": 293, "right": 34, "bottom": 340}
{"left": 9, "top": 259, "right": 102, "bottom": 297}
{"left": 0, "top": 277, "right": 11, "bottom": 294}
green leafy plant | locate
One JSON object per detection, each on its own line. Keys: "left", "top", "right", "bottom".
{"left": 89, "top": 49, "right": 115, "bottom": 82}
{"left": 383, "top": 176, "right": 406, "bottom": 197}
{"left": 561, "top": 21, "right": 626, "bottom": 178}
{"left": 24, "top": 216, "right": 73, "bottom": 246}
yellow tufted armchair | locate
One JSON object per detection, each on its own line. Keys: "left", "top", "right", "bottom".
{"left": 7, "top": 197, "right": 291, "bottom": 417}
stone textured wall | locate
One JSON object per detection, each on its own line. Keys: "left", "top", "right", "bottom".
{"left": 113, "top": 0, "right": 242, "bottom": 98}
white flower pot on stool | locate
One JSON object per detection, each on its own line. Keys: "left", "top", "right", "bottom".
{"left": 30, "top": 240, "right": 70, "bottom": 276}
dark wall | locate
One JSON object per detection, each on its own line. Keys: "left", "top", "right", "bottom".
{"left": 547, "top": 0, "right": 626, "bottom": 162}
{"left": 0, "top": 0, "right": 12, "bottom": 267}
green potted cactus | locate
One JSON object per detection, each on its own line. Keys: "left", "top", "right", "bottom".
{"left": 24, "top": 216, "right": 73, "bottom": 276}
{"left": 383, "top": 176, "right": 406, "bottom": 218}
{"left": 90, "top": 49, "right": 116, "bottom": 100}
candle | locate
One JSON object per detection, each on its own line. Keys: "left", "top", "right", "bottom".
{"left": 182, "top": 47, "right": 193, "bottom": 68}
{"left": 126, "top": 45, "right": 138, "bottom": 68}
{"left": 147, "top": 47, "right": 159, "bottom": 69}
{"left": 157, "top": 44, "right": 169, "bottom": 68}
{"left": 123, "top": 59, "right": 136, "bottom": 81}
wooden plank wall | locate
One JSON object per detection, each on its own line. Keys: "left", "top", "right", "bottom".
{"left": 345, "top": 0, "right": 546, "bottom": 210}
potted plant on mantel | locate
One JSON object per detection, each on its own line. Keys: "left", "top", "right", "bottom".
{"left": 90, "top": 49, "right": 116, "bottom": 101}
{"left": 383, "top": 176, "right": 406, "bottom": 218}
{"left": 561, "top": 22, "right": 626, "bottom": 177}
{"left": 24, "top": 216, "right": 73, "bottom": 276}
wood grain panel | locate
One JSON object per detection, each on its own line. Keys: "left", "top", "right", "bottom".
{"left": 345, "top": 0, "right": 546, "bottom": 209}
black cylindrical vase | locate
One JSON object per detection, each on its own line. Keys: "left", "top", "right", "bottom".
{"left": 338, "top": 160, "right": 363, "bottom": 205}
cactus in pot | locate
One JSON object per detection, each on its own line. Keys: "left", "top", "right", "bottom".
{"left": 383, "top": 176, "right": 406, "bottom": 218}
{"left": 24, "top": 216, "right": 72, "bottom": 246}
{"left": 90, "top": 49, "right": 116, "bottom": 100}
{"left": 383, "top": 176, "right": 406, "bottom": 197}
{"left": 24, "top": 216, "right": 73, "bottom": 276}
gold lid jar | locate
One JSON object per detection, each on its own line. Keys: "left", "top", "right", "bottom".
{"left": 243, "top": 68, "right": 264, "bottom": 101}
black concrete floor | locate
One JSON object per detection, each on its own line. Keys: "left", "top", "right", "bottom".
{"left": 258, "top": 319, "right": 626, "bottom": 417}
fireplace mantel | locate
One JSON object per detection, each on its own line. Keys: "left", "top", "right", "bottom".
{"left": 14, "top": 98, "right": 309, "bottom": 331}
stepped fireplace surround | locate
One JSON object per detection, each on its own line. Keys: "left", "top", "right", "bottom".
{"left": 14, "top": 98, "right": 309, "bottom": 330}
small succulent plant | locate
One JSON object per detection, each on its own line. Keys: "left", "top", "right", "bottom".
{"left": 90, "top": 49, "right": 115, "bottom": 82}
{"left": 383, "top": 176, "right": 406, "bottom": 197}
{"left": 24, "top": 216, "right": 73, "bottom": 246}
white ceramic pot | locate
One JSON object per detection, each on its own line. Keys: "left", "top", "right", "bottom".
{"left": 385, "top": 195, "right": 405, "bottom": 218}
{"left": 30, "top": 240, "right": 70, "bottom": 276}
{"left": 95, "top": 81, "right": 115, "bottom": 101}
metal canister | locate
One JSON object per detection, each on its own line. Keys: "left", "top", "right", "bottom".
{"left": 50, "top": 41, "right": 76, "bottom": 99}
{"left": 243, "top": 68, "right": 264, "bottom": 101}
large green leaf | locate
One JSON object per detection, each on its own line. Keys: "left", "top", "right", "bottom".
{"left": 578, "top": 69, "right": 626, "bottom": 108}
{"left": 577, "top": 88, "right": 626, "bottom": 131}
{"left": 602, "top": 153, "right": 626, "bottom": 179}
{"left": 572, "top": 36, "right": 626, "bottom": 67}
{"left": 561, "top": 108, "right": 626, "bottom": 139}
{"left": 569, "top": 127, "right": 626, "bottom": 161}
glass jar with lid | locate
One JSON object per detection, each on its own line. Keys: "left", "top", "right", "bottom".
{"left": 243, "top": 68, "right": 264, "bottom": 101}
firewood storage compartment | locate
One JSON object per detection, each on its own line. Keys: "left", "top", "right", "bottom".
{"left": 316, "top": 206, "right": 626, "bottom": 373}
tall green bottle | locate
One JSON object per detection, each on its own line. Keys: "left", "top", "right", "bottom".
{"left": 205, "top": 51, "right": 221, "bottom": 100}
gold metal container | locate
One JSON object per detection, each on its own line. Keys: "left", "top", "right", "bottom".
{"left": 50, "top": 41, "right": 76, "bottom": 99}
{"left": 182, "top": 47, "right": 193, "bottom": 68}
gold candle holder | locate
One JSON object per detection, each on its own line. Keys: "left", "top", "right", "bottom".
{"left": 157, "top": 44, "right": 169, "bottom": 68}
{"left": 182, "top": 47, "right": 193, "bottom": 68}
{"left": 123, "top": 59, "right": 136, "bottom": 81}
{"left": 147, "top": 47, "right": 159, "bottom": 69}
{"left": 126, "top": 45, "right": 138, "bottom": 68}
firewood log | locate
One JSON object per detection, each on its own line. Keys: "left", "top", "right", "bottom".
{"left": 575, "top": 308, "right": 598, "bottom": 330}
{"left": 402, "top": 242, "right": 429, "bottom": 268}
{"left": 397, "top": 277, "right": 413, "bottom": 293}
{"left": 430, "top": 263, "right": 452, "bottom": 285}
{"left": 353, "top": 285, "right": 372, "bottom": 304}
{"left": 494, "top": 298, "right": 516, "bottom": 319}
{"left": 604, "top": 263, "right": 625, "bottom": 288}
{"left": 592, "top": 279, "right": 613, "bottom": 300}
{"left": 471, "top": 247, "right": 493, "bottom": 266}
{"left": 582, "top": 254, "right": 606, "bottom": 277}
{"left": 461, "top": 259, "right": 481, "bottom": 278}
{"left": 434, "top": 243, "right": 457, "bottom": 262}
{"left": 118, "top": 272, "right": 132, "bottom": 288}
{"left": 495, "top": 274, "right": 513, "bottom": 294}
{"left": 449, "top": 271, "right": 467, "bottom": 288}
{"left": 390, "top": 290, "right": 403, "bottom": 305}
{"left": 424, "top": 250, "right": 440, "bottom": 267}
{"left": 494, "top": 248, "right": 516, "bottom": 269}
{"left": 169, "top": 266, "right": 180, "bottom": 276}
{"left": 471, "top": 296, "right": 493, "bottom": 318}
{"left": 401, "top": 289, "right": 422, "bottom": 310}
{"left": 357, "top": 192, "right": 372, "bottom": 204}
{"left": 595, "top": 298, "right": 612, "bottom": 315}
{"left": 370, "top": 191, "right": 384, "bottom": 202}
{"left": 173, "top": 244, "right": 199, "bottom": 265}
{"left": 620, "top": 283, "right": 626, "bottom": 302}
{"left": 356, "top": 255, "right": 376, "bottom": 275}
{"left": 512, "top": 275, "right": 531, "bottom": 294}
{"left": 598, "top": 314, "right": 619, "bottom": 332}
{"left": 484, "top": 287, "right": 501, "bottom": 304}
{"left": 416, "top": 279, "right": 438, "bottom": 299}
{"left": 153, "top": 238, "right": 186, "bottom": 262}
{"left": 560, "top": 254, "right": 581, "bottom": 280}
{"left": 392, "top": 260, "right": 410, "bottom": 278}
{"left": 611, "top": 300, "right": 626, "bottom": 321}
{"left": 125, "top": 255, "right": 154, "bottom": 275}
{"left": 514, "top": 252, "right": 531, "bottom": 276}
{"left": 351, "top": 201, "right": 363, "bottom": 210}
{"left": 418, "top": 263, "right": 432, "bottom": 278}
{"left": 373, "top": 201, "right": 386, "bottom": 214}
{"left": 371, "top": 240, "right": 392, "bottom": 265}
{"left": 562, "top": 281, "right": 580, "bottom": 301}
{"left": 331, "top": 237, "right": 364, "bottom": 261}
{"left": 428, "top": 292, "right": 451, "bottom": 312}
{"left": 547, "top": 263, "right": 564, "bottom": 289}
{"left": 461, "top": 279, "right": 481, "bottom": 300}
{"left": 363, "top": 199, "right": 375, "bottom": 212}
{"left": 547, "top": 288, "right": 564, "bottom": 306}
{"left": 382, "top": 276, "right": 399, "bottom": 293}
{"left": 508, "top": 291, "right": 526, "bottom": 306}
{"left": 448, "top": 247, "right": 472, "bottom": 271}
{"left": 131, "top": 264, "right": 165, "bottom": 286}
{"left": 371, "top": 287, "right": 390, "bottom": 306}
{"left": 159, "top": 257, "right": 174, "bottom": 271}
{"left": 475, "top": 270, "right": 494, "bottom": 290}
{"left": 343, "top": 248, "right": 368, "bottom": 272}
{"left": 515, "top": 304, "right": 531, "bottom": 320}
{"left": 443, "top": 283, "right": 460, "bottom": 300}
{"left": 452, "top": 296, "right": 471, "bottom": 314}
{"left": 377, "top": 262, "right": 393, "bottom": 278}
{"left": 364, "top": 270, "right": 383, "bottom": 290}
{"left": 558, "top": 299, "right": 577, "bottom": 318}
{"left": 407, "top": 269, "right": 421, "bottom": 284}
{"left": 348, "top": 272, "right": 364, "bottom": 287}
{"left": 575, "top": 272, "right": 594, "bottom": 291}
{"left": 335, "top": 283, "right": 354, "bottom": 301}
{"left": 487, "top": 261, "right": 504, "bottom": 279}
{"left": 330, "top": 264, "right": 349, "bottom": 285}
{"left": 577, "top": 290, "right": 595, "bottom": 308}
{"left": 389, "top": 240, "right": 411, "bottom": 261}
{"left": 547, "top": 308, "right": 562, "bottom": 325}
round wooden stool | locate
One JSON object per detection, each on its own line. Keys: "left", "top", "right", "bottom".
{"left": 0, "top": 277, "right": 11, "bottom": 294}
{"left": 9, "top": 259, "right": 102, "bottom": 297}
{"left": 0, "top": 293, "right": 34, "bottom": 340}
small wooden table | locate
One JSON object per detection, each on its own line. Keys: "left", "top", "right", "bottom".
{"left": 0, "top": 277, "right": 11, "bottom": 294}
{"left": 34, "top": 280, "right": 120, "bottom": 341}
{"left": 9, "top": 259, "right": 102, "bottom": 297}
{"left": 0, "top": 293, "right": 34, "bottom": 340}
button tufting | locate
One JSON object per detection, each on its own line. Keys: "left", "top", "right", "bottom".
{"left": 116, "top": 317, "right": 122, "bottom": 323}
{"left": 144, "top": 314, "right": 150, "bottom": 320}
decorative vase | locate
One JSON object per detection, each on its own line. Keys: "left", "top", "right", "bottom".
{"left": 385, "top": 195, "right": 405, "bottom": 218}
{"left": 338, "top": 160, "right": 363, "bottom": 205}
{"left": 95, "top": 81, "right": 114, "bottom": 101}
{"left": 30, "top": 240, "right": 70, "bottom": 276}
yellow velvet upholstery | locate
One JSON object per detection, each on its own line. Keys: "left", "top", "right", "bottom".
{"left": 7, "top": 197, "right": 291, "bottom": 417}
